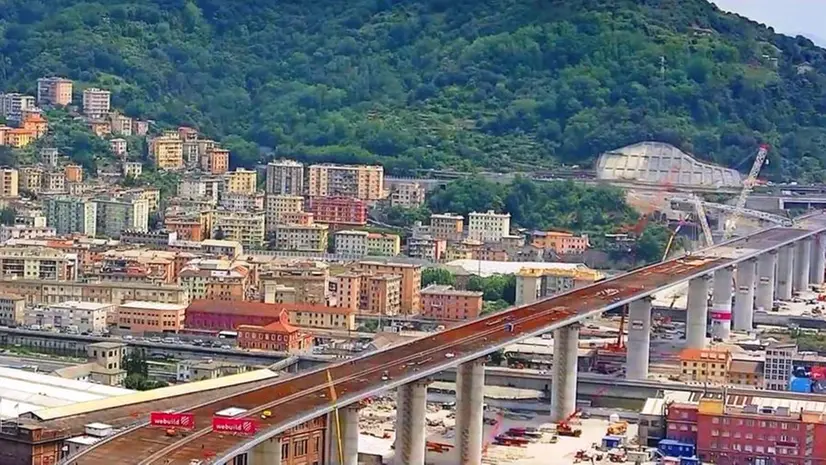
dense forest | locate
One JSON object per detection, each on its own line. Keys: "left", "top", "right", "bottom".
{"left": 5, "top": 0, "right": 826, "bottom": 179}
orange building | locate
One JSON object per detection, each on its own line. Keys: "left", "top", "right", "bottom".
{"left": 6, "top": 128, "right": 36, "bottom": 148}
{"left": 115, "top": 301, "right": 187, "bottom": 334}
{"left": 206, "top": 148, "right": 229, "bottom": 174}
{"left": 177, "top": 126, "right": 199, "bottom": 141}
{"left": 529, "top": 231, "right": 589, "bottom": 255}
{"left": 281, "top": 211, "right": 315, "bottom": 226}
{"left": 679, "top": 348, "right": 732, "bottom": 385}
{"left": 179, "top": 265, "right": 250, "bottom": 301}
{"left": 420, "top": 284, "right": 484, "bottom": 320}
{"left": 164, "top": 216, "right": 205, "bottom": 241}
{"left": 352, "top": 261, "right": 422, "bottom": 314}
{"left": 21, "top": 113, "right": 48, "bottom": 138}
{"left": 64, "top": 164, "right": 83, "bottom": 183}
{"left": 237, "top": 309, "right": 312, "bottom": 353}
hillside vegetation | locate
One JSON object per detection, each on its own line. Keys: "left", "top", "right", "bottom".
{"left": 4, "top": 0, "right": 826, "bottom": 179}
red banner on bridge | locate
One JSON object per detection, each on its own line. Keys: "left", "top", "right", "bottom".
{"left": 212, "top": 416, "right": 257, "bottom": 435}
{"left": 149, "top": 412, "right": 195, "bottom": 429}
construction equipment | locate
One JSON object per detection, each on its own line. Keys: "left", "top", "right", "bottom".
{"left": 723, "top": 144, "right": 770, "bottom": 240}
{"left": 606, "top": 421, "right": 628, "bottom": 435}
{"left": 690, "top": 195, "right": 714, "bottom": 247}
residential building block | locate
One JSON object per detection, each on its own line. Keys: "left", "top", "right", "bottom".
{"left": 430, "top": 213, "right": 464, "bottom": 241}
{"left": 307, "top": 164, "right": 384, "bottom": 200}
{"left": 37, "top": 77, "right": 73, "bottom": 106}
{"left": 45, "top": 197, "right": 98, "bottom": 236}
{"left": 468, "top": 210, "right": 511, "bottom": 242}
{"left": 225, "top": 168, "right": 257, "bottom": 194}
{"left": 82, "top": 88, "right": 111, "bottom": 117}
{"left": 351, "top": 261, "right": 421, "bottom": 314}
{"left": 211, "top": 210, "right": 266, "bottom": 248}
{"left": 150, "top": 132, "right": 184, "bottom": 170}
{"left": 305, "top": 196, "right": 367, "bottom": 226}
{"left": 116, "top": 301, "right": 187, "bottom": 334}
{"left": 266, "top": 160, "right": 304, "bottom": 195}
{"left": 265, "top": 194, "right": 304, "bottom": 231}
{"left": 420, "top": 285, "right": 483, "bottom": 320}
{"left": 272, "top": 222, "right": 328, "bottom": 252}
{"left": 0, "top": 295, "right": 25, "bottom": 326}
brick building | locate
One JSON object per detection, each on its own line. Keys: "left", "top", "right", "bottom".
{"left": 420, "top": 284, "right": 483, "bottom": 320}
{"left": 237, "top": 309, "right": 312, "bottom": 353}
{"left": 184, "top": 300, "right": 284, "bottom": 331}
{"left": 305, "top": 196, "right": 367, "bottom": 227}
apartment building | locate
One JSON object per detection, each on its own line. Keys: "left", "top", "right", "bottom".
{"left": 178, "top": 176, "right": 222, "bottom": 201}
{"left": 150, "top": 132, "right": 184, "bottom": 170}
{"left": 307, "top": 164, "right": 384, "bottom": 200}
{"left": 225, "top": 168, "right": 257, "bottom": 194}
{"left": 679, "top": 348, "right": 732, "bottom": 385}
{"left": 0, "top": 247, "right": 76, "bottom": 281}
{"left": 40, "top": 147, "right": 58, "bottom": 167}
{"left": 24, "top": 301, "right": 112, "bottom": 333}
{"left": 514, "top": 265, "right": 604, "bottom": 305}
{"left": 45, "top": 197, "right": 98, "bottom": 236}
{"left": 204, "top": 148, "right": 229, "bottom": 175}
{"left": 87, "top": 119, "right": 111, "bottom": 137}
{"left": 407, "top": 236, "right": 447, "bottom": 262}
{"left": 110, "top": 138, "right": 127, "bottom": 157}
{"left": 0, "top": 93, "right": 36, "bottom": 122}
{"left": 178, "top": 263, "right": 250, "bottom": 301}
{"left": 351, "top": 261, "right": 422, "bottom": 314}
{"left": 133, "top": 119, "right": 150, "bottom": 135}
{"left": 430, "top": 213, "right": 464, "bottom": 241}
{"left": 764, "top": 342, "right": 797, "bottom": 390}
{"left": 333, "top": 230, "right": 400, "bottom": 257}
{"left": 282, "top": 303, "right": 355, "bottom": 331}
{"left": 108, "top": 112, "right": 132, "bottom": 136}
{"left": 19, "top": 166, "right": 42, "bottom": 193}
{"left": 265, "top": 194, "right": 304, "bottom": 231}
{"left": 0, "top": 295, "right": 25, "bottom": 326}
{"left": 95, "top": 196, "right": 149, "bottom": 237}
{"left": 0, "top": 225, "right": 56, "bottom": 242}
{"left": 116, "top": 301, "right": 187, "bottom": 334}
{"left": 0, "top": 167, "right": 18, "bottom": 197}
{"left": 260, "top": 262, "right": 329, "bottom": 305}
{"left": 237, "top": 310, "right": 312, "bottom": 353}
{"left": 467, "top": 210, "right": 511, "bottom": 242}
{"left": 336, "top": 272, "right": 401, "bottom": 316}
{"left": 420, "top": 285, "right": 484, "bottom": 320}
{"left": 0, "top": 279, "right": 188, "bottom": 306}
{"left": 36, "top": 77, "right": 73, "bottom": 106}
{"left": 266, "top": 160, "right": 304, "bottom": 195}
{"left": 42, "top": 170, "right": 66, "bottom": 193}
{"left": 272, "top": 222, "right": 329, "bottom": 252}
{"left": 81, "top": 88, "right": 111, "bottom": 117}
{"left": 211, "top": 210, "right": 266, "bottom": 248}
{"left": 164, "top": 215, "right": 204, "bottom": 241}
{"left": 123, "top": 162, "right": 142, "bottom": 179}
{"left": 389, "top": 182, "right": 425, "bottom": 207}
{"left": 64, "top": 164, "right": 83, "bottom": 183}
{"left": 21, "top": 112, "right": 48, "bottom": 138}
{"left": 305, "top": 196, "right": 367, "bottom": 226}
{"left": 220, "top": 192, "right": 265, "bottom": 212}
{"left": 529, "top": 231, "right": 589, "bottom": 255}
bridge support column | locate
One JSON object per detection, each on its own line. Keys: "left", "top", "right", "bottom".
{"left": 777, "top": 245, "right": 795, "bottom": 300}
{"left": 626, "top": 298, "right": 652, "bottom": 381}
{"left": 794, "top": 238, "right": 812, "bottom": 293}
{"left": 551, "top": 324, "right": 579, "bottom": 422}
{"left": 756, "top": 252, "right": 777, "bottom": 313}
{"left": 685, "top": 276, "right": 709, "bottom": 349}
{"left": 456, "top": 359, "right": 485, "bottom": 465}
{"left": 394, "top": 380, "right": 428, "bottom": 465}
{"left": 250, "top": 437, "right": 281, "bottom": 465}
{"left": 710, "top": 267, "right": 733, "bottom": 340}
{"left": 811, "top": 234, "right": 826, "bottom": 286}
{"left": 329, "top": 406, "right": 360, "bottom": 465}
{"left": 733, "top": 258, "right": 756, "bottom": 331}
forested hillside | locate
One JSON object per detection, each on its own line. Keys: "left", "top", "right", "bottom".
{"left": 4, "top": 0, "right": 826, "bottom": 179}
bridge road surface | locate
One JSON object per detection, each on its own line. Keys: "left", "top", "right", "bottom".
{"left": 68, "top": 222, "right": 826, "bottom": 465}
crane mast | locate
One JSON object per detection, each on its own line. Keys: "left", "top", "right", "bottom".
{"left": 724, "top": 144, "right": 770, "bottom": 240}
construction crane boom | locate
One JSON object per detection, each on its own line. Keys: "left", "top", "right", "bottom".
{"left": 690, "top": 195, "right": 714, "bottom": 247}
{"left": 724, "top": 144, "right": 770, "bottom": 240}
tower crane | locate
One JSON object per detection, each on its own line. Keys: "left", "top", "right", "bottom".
{"left": 723, "top": 144, "right": 770, "bottom": 240}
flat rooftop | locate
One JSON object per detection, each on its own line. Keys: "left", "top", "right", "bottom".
{"left": 119, "top": 301, "right": 187, "bottom": 310}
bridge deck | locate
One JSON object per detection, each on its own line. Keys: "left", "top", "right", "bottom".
{"left": 67, "top": 219, "right": 826, "bottom": 465}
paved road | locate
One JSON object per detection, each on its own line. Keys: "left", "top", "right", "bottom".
{"left": 68, "top": 217, "right": 826, "bottom": 465}
{"left": 0, "top": 353, "right": 78, "bottom": 373}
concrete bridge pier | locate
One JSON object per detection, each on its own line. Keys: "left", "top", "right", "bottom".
{"left": 329, "top": 406, "right": 360, "bottom": 465}
{"left": 710, "top": 266, "right": 734, "bottom": 340}
{"left": 394, "top": 380, "right": 428, "bottom": 465}
{"left": 685, "top": 276, "right": 710, "bottom": 348}
{"left": 250, "top": 437, "right": 282, "bottom": 465}
{"left": 756, "top": 252, "right": 777, "bottom": 313}
{"left": 777, "top": 245, "right": 795, "bottom": 300}
{"left": 794, "top": 238, "right": 812, "bottom": 293}
{"left": 625, "top": 297, "right": 652, "bottom": 381}
{"left": 811, "top": 234, "right": 826, "bottom": 286}
{"left": 733, "top": 258, "right": 756, "bottom": 331}
{"left": 455, "top": 359, "right": 485, "bottom": 465}
{"left": 551, "top": 324, "right": 580, "bottom": 422}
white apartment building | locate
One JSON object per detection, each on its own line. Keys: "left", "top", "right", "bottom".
{"left": 272, "top": 223, "right": 328, "bottom": 252}
{"left": 467, "top": 210, "right": 511, "bottom": 242}
{"left": 0, "top": 225, "right": 56, "bottom": 242}
{"left": 95, "top": 197, "right": 149, "bottom": 238}
{"left": 82, "top": 88, "right": 111, "bottom": 117}
{"left": 219, "top": 192, "right": 265, "bottom": 212}
{"left": 24, "top": 301, "right": 113, "bottom": 333}
{"left": 212, "top": 210, "right": 266, "bottom": 248}
{"left": 0, "top": 295, "right": 25, "bottom": 326}
{"left": 0, "top": 93, "right": 36, "bottom": 122}
{"left": 178, "top": 176, "right": 222, "bottom": 202}
{"left": 333, "top": 230, "right": 369, "bottom": 256}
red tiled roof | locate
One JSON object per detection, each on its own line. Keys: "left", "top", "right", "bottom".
{"left": 238, "top": 310, "right": 299, "bottom": 333}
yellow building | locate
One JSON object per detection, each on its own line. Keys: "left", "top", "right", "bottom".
{"left": 7, "top": 129, "right": 36, "bottom": 148}
{"left": 0, "top": 168, "right": 19, "bottom": 197}
{"left": 307, "top": 164, "right": 384, "bottom": 200}
{"left": 272, "top": 223, "right": 329, "bottom": 252}
{"left": 726, "top": 359, "right": 763, "bottom": 387}
{"left": 225, "top": 168, "right": 257, "bottom": 194}
{"left": 19, "top": 167, "right": 43, "bottom": 193}
{"left": 430, "top": 213, "right": 464, "bottom": 241}
{"left": 679, "top": 348, "right": 731, "bottom": 385}
{"left": 150, "top": 132, "right": 184, "bottom": 171}
{"left": 283, "top": 304, "right": 356, "bottom": 331}
{"left": 265, "top": 194, "right": 304, "bottom": 231}
{"left": 367, "top": 233, "right": 401, "bottom": 256}
{"left": 211, "top": 210, "right": 266, "bottom": 248}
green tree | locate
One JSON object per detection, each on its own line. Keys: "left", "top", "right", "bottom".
{"left": 421, "top": 268, "right": 455, "bottom": 287}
